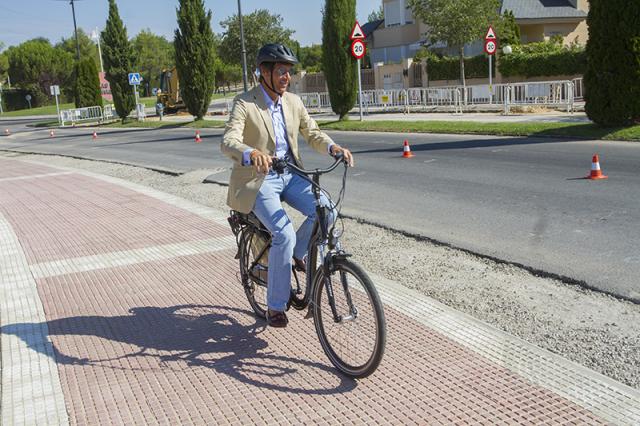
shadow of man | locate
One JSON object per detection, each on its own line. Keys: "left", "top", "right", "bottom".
{"left": 1, "top": 304, "right": 356, "bottom": 394}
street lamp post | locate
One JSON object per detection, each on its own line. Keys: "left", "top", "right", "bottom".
{"left": 91, "top": 28, "right": 104, "bottom": 73}
{"left": 70, "top": 0, "right": 81, "bottom": 60}
{"left": 237, "top": 0, "right": 249, "bottom": 92}
{"left": 501, "top": 45, "right": 513, "bottom": 114}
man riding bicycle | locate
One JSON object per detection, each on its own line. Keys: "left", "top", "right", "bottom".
{"left": 221, "top": 43, "right": 353, "bottom": 328}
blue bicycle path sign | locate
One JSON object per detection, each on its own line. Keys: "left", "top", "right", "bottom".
{"left": 128, "top": 73, "right": 142, "bottom": 85}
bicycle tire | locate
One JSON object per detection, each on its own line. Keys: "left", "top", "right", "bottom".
{"left": 311, "top": 258, "right": 386, "bottom": 378}
{"left": 239, "top": 229, "right": 269, "bottom": 319}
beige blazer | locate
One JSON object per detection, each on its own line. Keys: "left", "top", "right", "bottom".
{"left": 221, "top": 85, "right": 334, "bottom": 213}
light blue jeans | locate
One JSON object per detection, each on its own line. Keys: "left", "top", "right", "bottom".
{"left": 252, "top": 169, "right": 335, "bottom": 312}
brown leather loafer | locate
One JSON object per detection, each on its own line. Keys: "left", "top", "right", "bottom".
{"left": 267, "top": 309, "right": 288, "bottom": 328}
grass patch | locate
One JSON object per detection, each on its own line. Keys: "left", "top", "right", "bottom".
{"left": 318, "top": 120, "right": 640, "bottom": 141}
{"left": 103, "top": 119, "right": 226, "bottom": 129}
{"left": 2, "top": 93, "right": 234, "bottom": 117}
{"left": 1, "top": 102, "right": 75, "bottom": 117}
{"left": 32, "top": 120, "right": 61, "bottom": 128}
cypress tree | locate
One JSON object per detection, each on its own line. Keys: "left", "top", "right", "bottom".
{"left": 101, "top": 0, "right": 135, "bottom": 122}
{"left": 500, "top": 10, "right": 521, "bottom": 47}
{"left": 322, "top": 0, "right": 357, "bottom": 120}
{"left": 174, "top": 0, "right": 216, "bottom": 121}
{"left": 584, "top": 0, "right": 640, "bottom": 126}
{"left": 74, "top": 58, "right": 103, "bottom": 108}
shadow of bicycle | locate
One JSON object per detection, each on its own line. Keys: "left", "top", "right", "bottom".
{"left": 1, "top": 304, "right": 356, "bottom": 395}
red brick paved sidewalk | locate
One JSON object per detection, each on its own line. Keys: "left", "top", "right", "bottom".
{"left": 1, "top": 157, "right": 638, "bottom": 425}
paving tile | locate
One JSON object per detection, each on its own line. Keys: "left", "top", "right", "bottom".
{"left": 1, "top": 158, "right": 638, "bottom": 425}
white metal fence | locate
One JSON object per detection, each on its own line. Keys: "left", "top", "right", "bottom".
{"left": 103, "top": 104, "right": 117, "bottom": 121}
{"left": 298, "top": 79, "right": 579, "bottom": 115}
{"left": 572, "top": 77, "right": 584, "bottom": 102}
{"left": 60, "top": 106, "right": 104, "bottom": 126}
{"left": 59, "top": 103, "right": 151, "bottom": 126}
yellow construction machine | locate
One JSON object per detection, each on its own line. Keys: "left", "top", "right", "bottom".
{"left": 156, "top": 67, "right": 185, "bottom": 113}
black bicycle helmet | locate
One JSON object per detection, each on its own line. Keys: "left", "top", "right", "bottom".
{"left": 256, "top": 43, "right": 299, "bottom": 66}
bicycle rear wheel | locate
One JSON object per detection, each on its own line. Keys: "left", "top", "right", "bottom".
{"left": 239, "top": 230, "right": 269, "bottom": 319}
{"left": 312, "top": 258, "right": 386, "bottom": 378}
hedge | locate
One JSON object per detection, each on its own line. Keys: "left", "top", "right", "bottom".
{"left": 424, "top": 54, "right": 495, "bottom": 81}
{"left": 1, "top": 87, "right": 42, "bottom": 111}
{"left": 498, "top": 41, "right": 587, "bottom": 77}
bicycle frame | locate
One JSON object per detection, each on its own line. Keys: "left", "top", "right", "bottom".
{"left": 272, "top": 156, "right": 356, "bottom": 324}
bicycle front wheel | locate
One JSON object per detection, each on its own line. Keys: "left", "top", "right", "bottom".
{"left": 312, "top": 258, "right": 386, "bottom": 378}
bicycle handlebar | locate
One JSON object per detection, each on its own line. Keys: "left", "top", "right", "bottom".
{"left": 272, "top": 152, "right": 345, "bottom": 176}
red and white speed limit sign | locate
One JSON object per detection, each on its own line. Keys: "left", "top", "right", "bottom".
{"left": 351, "top": 39, "right": 366, "bottom": 59}
{"left": 484, "top": 39, "right": 497, "bottom": 55}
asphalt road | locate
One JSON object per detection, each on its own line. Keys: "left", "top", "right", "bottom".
{"left": 1, "top": 124, "right": 639, "bottom": 302}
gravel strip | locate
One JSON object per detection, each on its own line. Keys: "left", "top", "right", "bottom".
{"left": 4, "top": 152, "right": 639, "bottom": 390}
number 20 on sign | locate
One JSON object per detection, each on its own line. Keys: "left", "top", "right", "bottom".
{"left": 484, "top": 40, "right": 497, "bottom": 55}
{"left": 351, "top": 39, "right": 366, "bottom": 60}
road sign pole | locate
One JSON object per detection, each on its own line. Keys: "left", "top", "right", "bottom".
{"left": 489, "top": 54, "right": 493, "bottom": 104}
{"left": 133, "top": 85, "right": 140, "bottom": 121}
{"left": 484, "top": 25, "right": 497, "bottom": 105}
{"left": 55, "top": 93, "right": 60, "bottom": 124}
{"left": 357, "top": 58, "right": 363, "bottom": 121}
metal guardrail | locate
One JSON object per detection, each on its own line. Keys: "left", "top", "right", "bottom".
{"left": 60, "top": 106, "right": 104, "bottom": 126}
{"left": 60, "top": 103, "right": 151, "bottom": 126}
{"left": 572, "top": 77, "right": 584, "bottom": 102}
{"left": 298, "top": 79, "right": 576, "bottom": 115}
{"left": 103, "top": 104, "right": 117, "bottom": 121}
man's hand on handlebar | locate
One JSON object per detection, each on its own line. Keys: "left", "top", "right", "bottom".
{"left": 250, "top": 150, "right": 272, "bottom": 174}
{"left": 330, "top": 145, "right": 354, "bottom": 167}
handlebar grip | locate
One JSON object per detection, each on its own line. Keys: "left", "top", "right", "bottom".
{"left": 332, "top": 151, "right": 344, "bottom": 161}
{"left": 272, "top": 157, "right": 287, "bottom": 174}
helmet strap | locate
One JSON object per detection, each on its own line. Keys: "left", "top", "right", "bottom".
{"left": 259, "top": 64, "right": 285, "bottom": 97}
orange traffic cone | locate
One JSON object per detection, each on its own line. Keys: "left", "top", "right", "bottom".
{"left": 49, "top": 129, "right": 55, "bottom": 138}
{"left": 195, "top": 130, "right": 202, "bottom": 143}
{"left": 402, "top": 139, "right": 414, "bottom": 158}
{"left": 587, "top": 154, "right": 607, "bottom": 180}
{"left": 92, "top": 131, "right": 98, "bottom": 140}
{"left": 4, "top": 128, "right": 10, "bottom": 136}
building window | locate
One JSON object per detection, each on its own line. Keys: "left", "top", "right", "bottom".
{"left": 385, "top": 0, "right": 401, "bottom": 27}
{"left": 404, "top": 6, "right": 413, "bottom": 24}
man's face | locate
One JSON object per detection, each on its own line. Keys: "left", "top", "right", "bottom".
{"left": 263, "top": 62, "right": 293, "bottom": 94}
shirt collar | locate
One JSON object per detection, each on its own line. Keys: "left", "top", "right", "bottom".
{"left": 259, "top": 84, "right": 282, "bottom": 109}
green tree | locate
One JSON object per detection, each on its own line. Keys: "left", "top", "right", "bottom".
{"left": 367, "top": 5, "right": 384, "bottom": 22}
{"left": 408, "top": 0, "right": 500, "bottom": 86}
{"left": 219, "top": 9, "right": 295, "bottom": 70}
{"left": 584, "top": 0, "right": 640, "bottom": 126}
{"left": 56, "top": 29, "right": 100, "bottom": 70}
{"left": 74, "top": 57, "right": 103, "bottom": 108}
{"left": 101, "top": 0, "right": 136, "bottom": 122}
{"left": 0, "top": 43, "right": 9, "bottom": 82}
{"left": 174, "top": 0, "right": 216, "bottom": 120}
{"left": 213, "top": 58, "right": 242, "bottom": 93}
{"left": 298, "top": 44, "right": 323, "bottom": 72}
{"left": 498, "top": 9, "right": 520, "bottom": 47}
{"left": 6, "top": 38, "right": 74, "bottom": 105}
{"left": 322, "top": 0, "right": 357, "bottom": 120}
{"left": 132, "top": 29, "right": 174, "bottom": 97}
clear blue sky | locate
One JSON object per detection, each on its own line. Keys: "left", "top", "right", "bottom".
{"left": 0, "top": 0, "right": 380, "bottom": 49}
